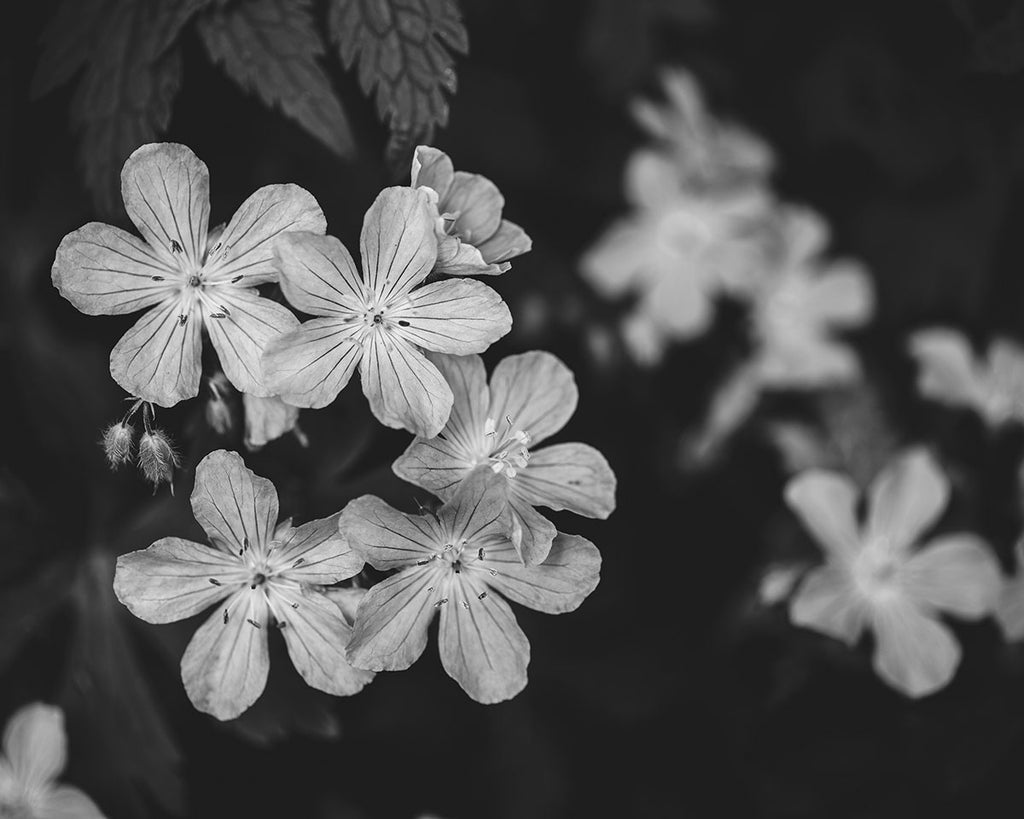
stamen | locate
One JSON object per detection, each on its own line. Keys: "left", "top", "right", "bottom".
{"left": 477, "top": 548, "right": 484, "bottom": 561}
{"left": 416, "top": 556, "right": 435, "bottom": 566}
{"left": 489, "top": 569, "right": 498, "bottom": 577}
{"left": 243, "top": 537, "right": 249, "bottom": 551}
{"left": 223, "top": 609, "right": 229, "bottom": 624}
{"left": 478, "top": 591, "right": 487, "bottom": 600}
{"left": 291, "top": 601, "right": 299, "bottom": 609}
{"left": 398, "top": 320, "right": 410, "bottom": 327}
{"left": 151, "top": 275, "right": 164, "bottom": 281}
{"left": 278, "top": 620, "right": 287, "bottom": 629}
{"left": 170, "top": 239, "right": 182, "bottom": 253}
{"left": 178, "top": 314, "right": 188, "bottom": 326}
{"left": 218, "top": 304, "right": 231, "bottom": 315}
{"left": 230, "top": 275, "right": 243, "bottom": 283}
{"left": 211, "top": 241, "right": 223, "bottom": 254}
{"left": 209, "top": 578, "right": 222, "bottom": 586}
{"left": 209, "top": 312, "right": 227, "bottom": 319}
{"left": 247, "top": 618, "right": 261, "bottom": 629}
{"left": 292, "top": 557, "right": 305, "bottom": 567}
{"left": 461, "top": 600, "right": 470, "bottom": 610}
{"left": 433, "top": 598, "right": 449, "bottom": 608}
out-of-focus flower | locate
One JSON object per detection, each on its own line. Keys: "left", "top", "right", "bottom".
{"left": 784, "top": 448, "right": 1000, "bottom": 697}
{"left": 631, "top": 68, "right": 774, "bottom": 191}
{"left": 136, "top": 428, "right": 179, "bottom": 492}
{"left": 758, "top": 564, "right": 807, "bottom": 607}
{"left": 581, "top": 150, "right": 772, "bottom": 364}
{"left": 908, "top": 328, "right": 1024, "bottom": 428}
{"left": 747, "top": 208, "right": 874, "bottom": 388}
{"left": 995, "top": 540, "right": 1024, "bottom": 641}
{"left": 114, "top": 450, "right": 372, "bottom": 720}
{"left": 242, "top": 394, "right": 302, "bottom": 450}
{"left": 412, "top": 145, "right": 532, "bottom": 276}
{"left": 263, "top": 187, "right": 512, "bottom": 437}
{"left": 52, "top": 143, "right": 324, "bottom": 407}
{"left": 341, "top": 469, "right": 601, "bottom": 703}
{"left": 205, "top": 373, "right": 234, "bottom": 435}
{"left": 393, "top": 351, "right": 616, "bottom": 565}
{"left": 0, "top": 703, "right": 105, "bottom": 818}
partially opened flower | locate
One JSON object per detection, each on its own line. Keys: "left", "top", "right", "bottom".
{"left": 748, "top": 209, "right": 874, "bottom": 388}
{"left": 114, "top": 450, "right": 372, "bottom": 720}
{"left": 412, "top": 146, "right": 532, "bottom": 276}
{"left": 393, "top": 351, "right": 616, "bottom": 565}
{"left": 580, "top": 149, "right": 771, "bottom": 364}
{"left": 0, "top": 703, "right": 105, "bottom": 818}
{"left": 785, "top": 448, "right": 1000, "bottom": 697}
{"left": 263, "top": 186, "right": 512, "bottom": 437}
{"left": 52, "top": 143, "right": 325, "bottom": 407}
{"left": 341, "top": 468, "right": 601, "bottom": 703}
{"left": 908, "top": 328, "right": 1024, "bottom": 428}
{"left": 242, "top": 394, "right": 302, "bottom": 450}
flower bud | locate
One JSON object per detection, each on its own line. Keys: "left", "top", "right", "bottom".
{"left": 101, "top": 422, "right": 135, "bottom": 468}
{"left": 205, "top": 374, "right": 234, "bottom": 435}
{"left": 137, "top": 428, "right": 180, "bottom": 491}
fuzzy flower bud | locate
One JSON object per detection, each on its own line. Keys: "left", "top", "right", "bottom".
{"left": 101, "top": 421, "right": 135, "bottom": 468}
{"left": 137, "top": 428, "right": 180, "bottom": 491}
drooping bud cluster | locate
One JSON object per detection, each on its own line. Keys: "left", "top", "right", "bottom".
{"left": 101, "top": 421, "right": 135, "bottom": 467}
{"left": 137, "top": 428, "right": 180, "bottom": 493}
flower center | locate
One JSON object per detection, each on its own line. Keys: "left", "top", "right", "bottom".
{"left": 188, "top": 274, "right": 202, "bottom": 288}
{"left": 483, "top": 415, "right": 531, "bottom": 477}
{"left": 853, "top": 540, "right": 902, "bottom": 600}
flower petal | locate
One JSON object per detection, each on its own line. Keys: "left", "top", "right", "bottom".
{"left": 907, "top": 328, "right": 983, "bottom": 409}
{"left": 392, "top": 353, "right": 487, "bottom": 498}
{"left": 438, "top": 573, "right": 530, "bottom": 704}
{"left": 269, "top": 585, "right": 374, "bottom": 696}
{"left": 272, "top": 513, "right": 364, "bottom": 585}
{"left": 38, "top": 785, "right": 106, "bottom": 819}
{"left": 902, "top": 534, "right": 1000, "bottom": 618}
{"left": 480, "top": 532, "right": 601, "bottom": 614}
{"left": 803, "top": 262, "right": 874, "bottom": 329}
{"left": 411, "top": 145, "right": 454, "bottom": 199}
{"left": 262, "top": 318, "right": 363, "bottom": 409}
{"left": 476, "top": 218, "right": 532, "bottom": 267}
{"left": 433, "top": 234, "right": 505, "bottom": 277}
{"left": 202, "top": 183, "right": 326, "bottom": 286}
{"left": 866, "top": 448, "right": 949, "bottom": 553}
{"left": 109, "top": 299, "right": 202, "bottom": 407}
{"left": 121, "top": 143, "right": 210, "bottom": 270}
{"left": 191, "top": 450, "right": 279, "bottom": 554}
{"left": 345, "top": 566, "right": 440, "bottom": 671}
{"left": 508, "top": 492, "right": 558, "bottom": 566}
{"left": 487, "top": 351, "right": 578, "bottom": 447}
{"left": 52, "top": 222, "right": 179, "bottom": 315}
{"left": 3, "top": 704, "right": 65, "bottom": 789}
{"left": 339, "top": 495, "right": 441, "bottom": 571}
{"left": 437, "top": 467, "right": 510, "bottom": 546}
{"left": 273, "top": 232, "right": 366, "bottom": 316}
{"left": 783, "top": 470, "right": 861, "bottom": 559}
{"left": 360, "top": 186, "right": 438, "bottom": 304}
{"left": 203, "top": 288, "right": 299, "bottom": 397}
{"left": 755, "top": 335, "right": 862, "bottom": 388}
{"left": 389, "top": 278, "right": 512, "bottom": 354}
{"left": 579, "top": 217, "right": 652, "bottom": 297}
{"left": 514, "top": 443, "right": 616, "bottom": 519}
{"left": 871, "top": 597, "right": 960, "bottom": 697}
{"left": 789, "top": 565, "right": 865, "bottom": 645}
{"left": 445, "top": 171, "right": 504, "bottom": 246}
{"left": 180, "top": 592, "right": 270, "bottom": 720}
{"left": 322, "top": 586, "right": 366, "bottom": 625}
{"left": 242, "top": 394, "right": 300, "bottom": 450}
{"left": 361, "top": 333, "right": 453, "bottom": 437}
{"left": 114, "top": 537, "right": 243, "bottom": 624}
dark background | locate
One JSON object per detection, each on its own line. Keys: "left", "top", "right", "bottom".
{"left": 6, "top": 0, "right": 1024, "bottom": 816}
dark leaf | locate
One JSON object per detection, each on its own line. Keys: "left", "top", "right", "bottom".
{"left": 198, "top": 0, "right": 354, "bottom": 158}
{"left": 329, "top": 0, "right": 469, "bottom": 138}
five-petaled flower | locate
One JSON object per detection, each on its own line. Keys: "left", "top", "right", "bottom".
{"left": 262, "top": 186, "right": 512, "bottom": 437}
{"left": 0, "top": 703, "right": 105, "bottom": 818}
{"left": 784, "top": 448, "right": 1001, "bottom": 697}
{"left": 908, "top": 328, "right": 1024, "bottom": 428}
{"left": 341, "top": 468, "right": 601, "bottom": 703}
{"left": 113, "top": 449, "right": 372, "bottom": 720}
{"left": 411, "top": 146, "right": 532, "bottom": 277}
{"left": 52, "top": 142, "right": 325, "bottom": 407}
{"left": 393, "top": 351, "right": 616, "bottom": 566}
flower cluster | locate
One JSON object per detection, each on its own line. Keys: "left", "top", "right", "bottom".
{"left": 52, "top": 142, "right": 616, "bottom": 715}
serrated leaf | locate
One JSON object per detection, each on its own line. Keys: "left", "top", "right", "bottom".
{"left": 198, "top": 0, "right": 354, "bottom": 157}
{"left": 329, "top": 0, "right": 469, "bottom": 137}
{"left": 39, "top": 0, "right": 207, "bottom": 213}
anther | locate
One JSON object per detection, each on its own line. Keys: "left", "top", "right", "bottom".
{"left": 489, "top": 569, "right": 498, "bottom": 577}
{"left": 178, "top": 314, "right": 187, "bottom": 326}
{"left": 292, "top": 557, "right": 305, "bottom": 567}
{"left": 291, "top": 602, "right": 299, "bottom": 609}
{"left": 223, "top": 609, "right": 229, "bottom": 624}
{"left": 398, "top": 320, "right": 410, "bottom": 327}
{"left": 433, "top": 598, "right": 448, "bottom": 608}
{"left": 461, "top": 600, "right": 470, "bottom": 610}
{"left": 477, "top": 548, "right": 484, "bottom": 561}
{"left": 211, "top": 241, "right": 222, "bottom": 254}
{"left": 209, "top": 578, "right": 221, "bottom": 586}
{"left": 243, "top": 537, "right": 249, "bottom": 551}
{"left": 218, "top": 304, "right": 230, "bottom": 315}
{"left": 170, "top": 239, "right": 182, "bottom": 253}
{"left": 416, "top": 557, "right": 435, "bottom": 566}
{"left": 247, "top": 618, "right": 261, "bottom": 629}
{"left": 151, "top": 275, "right": 164, "bottom": 281}
{"left": 477, "top": 591, "right": 487, "bottom": 600}
{"left": 209, "top": 312, "right": 226, "bottom": 319}
{"left": 230, "top": 275, "right": 243, "bottom": 283}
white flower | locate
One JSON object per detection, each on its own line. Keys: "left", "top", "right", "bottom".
{"left": 0, "top": 703, "right": 105, "bottom": 818}
{"left": 785, "top": 448, "right": 1001, "bottom": 697}
{"left": 908, "top": 328, "right": 1024, "bottom": 427}
{"left": 52, "top": 143, "right": 324, "bottom": 407}
{"left": 263, "top": 186, "right": 512, "bottom": 437}
{"left": 114, "top": 450, "right": 372, "bottom": 720}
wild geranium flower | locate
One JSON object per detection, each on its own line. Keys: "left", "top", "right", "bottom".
{"left": 785, "top": 448, "right": 1001, "bottom": 697}
{"left": 747, "top": 208, "right": 874, "bottom": 388}
{"left": 114, "top": 450, "right": 372, "bottom": 720}
{"left": 580, "top": 149, "right": 772, "bottom": 364}
{"left": 52, "top": 142, "right": 325, "bottom": 407}
{"left": 393, "top": 351, "right": 616, "bottom": 565}
{"left": 341, "top": 468, "right": 601, "bottom": 703}
{"left": 908, "top": 328, "right": 1024, "bottom": 428}
{"left": 0, "top": 703, "right": 105, "bottom": 818}
{"left": 411, "top": 146, "right": 532, "bottom": 277}
{"left": 631, "top": 67, "right": 773, "bottom": 191}
{"left": 263, "top": 186, "right": 512, "bottom": 437}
